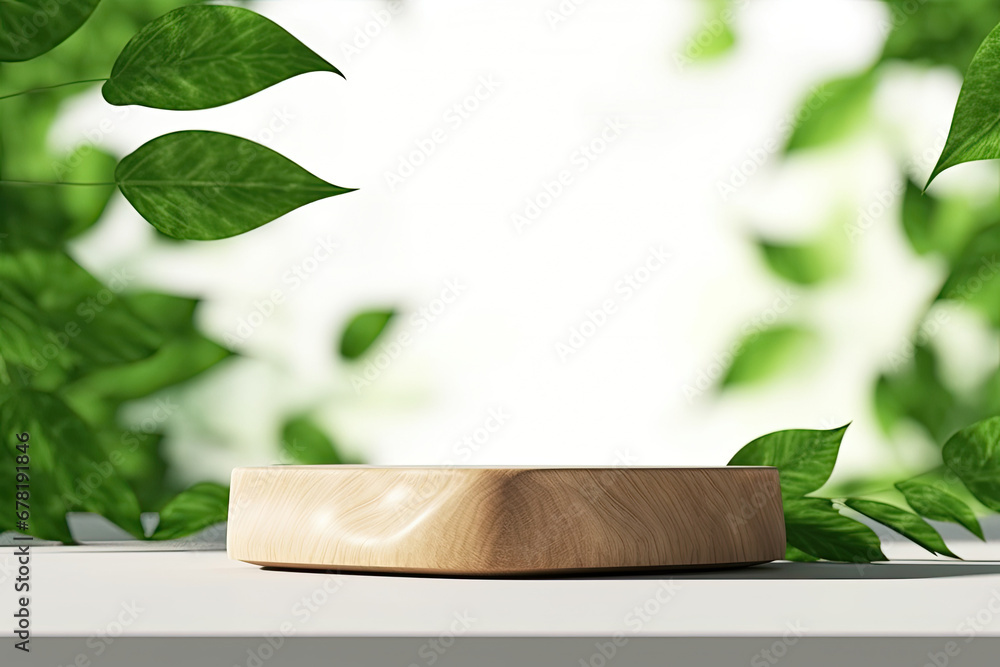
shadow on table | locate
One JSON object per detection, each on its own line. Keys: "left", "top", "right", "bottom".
{"left": 260, "top": 561, "right": 1000, "bottom": 581}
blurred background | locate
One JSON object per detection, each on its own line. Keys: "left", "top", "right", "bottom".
{"left": 3, "top": 0, "right": 999, "bottom": 527}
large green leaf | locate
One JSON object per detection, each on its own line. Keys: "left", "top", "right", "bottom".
{"left": 102, "top": 5, "right": 341, "bottom": 110}
{"left": 927, "top": 22, "right": 1000, "bottom": 186}
{"left": 151, "top": 482, "right": 229, "bottom": 540}
{"left": 844, "top": 498, "right": 958, "bottom": 558}
{"left": 942, "top": 416, "right": 1000, "bottom": 511}
{"left": 895, "top": 478, "right": 984, "bottom": 541}
{"left": 280, "top": 415, "right": 346, "bottom": 465}
{"left": 339, "top": 309, "right": 395, "bottom": 360}
{"left": 115, "top": 131, "right": 355, "bottom": 240}
{"left": 0, "top": 389, "right": 143, "bottom": 541}
{"left": 784, "top": 498, "right": 886, "bottom": 563}
{"left": 0, "top": 0, "right": 100, "bottom": 61}
{"left": 721, "top": 324, "right": 818, "bottom": 388}
{"left": 937, "top": 223, "right": 1000, "bottom": 327}
{"left": 728, "top": 424, "right": 848, "bottom": 499}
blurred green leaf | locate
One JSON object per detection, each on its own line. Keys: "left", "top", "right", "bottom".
{"left": 757, "top": 233, "right": 846, "bottom": 286}
{"left": 784, "top": 497, "right": 886, "bottom": 563}
{"left": 937, "top": 223, "right": 1000, "bottom": 327}
{"left": 942, "top": 416, "right": 1000, "bottom": 512}
{"left": 880, "top": 0, "right": 1000, "bottom": 71}
{"left": 339, "top": 309, "right": 395, "bottom": 360}
{"left": 103, "top": 5, "right": 341, "bottom": 110}
{"left": 0, "top": 0, "right": 101, "bottom": 62}
{"left": 151, "top": 482, "right": 229, "bottom": 540}
{"left": 281, "top": 415, "right": 347, "bottom": 465}
{"left": 784, "top": 70, "right": 876, "bottom": 153}
{"left": 58, "top": 146, "right": 118, "bottom": 237}
{"left": 0, "top": 389, "right": 143, "bottom": 541}
{"left": 927, "top": 22, "right": 1000, "bottom": 186}
{"left": 844, "top": 498, "right": 958, "bottom": 558}
{"left": 682, "top": 0, "right": 736, "bottom": 64}
{"left": 722, "top": 324, "right": 817, "bottom": 388}
{"left": 896, "top": 477, "right": 985, "bottom": 540}
{"left": 728, "top": 424, "right": 848, "bottom": 499}
{"left": 874, "top": 344, "right": 959, "bottom": 443}
{"left": 115, "top": 131, "right": 355, "bottom": 240}
{"left": 901, "top": 179, "right": 938, "bottom": 256}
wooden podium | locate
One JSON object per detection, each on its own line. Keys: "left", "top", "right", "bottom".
{"left": 227, "top": 466, "right": 785, "bottom": 576}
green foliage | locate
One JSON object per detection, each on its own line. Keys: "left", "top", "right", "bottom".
{"left": 783, "top": 498, "right": 886, "bottom": 563}
{"left": 115, "top": 131, "right": 355, "bottom": 239}
{"left": 843, "top": 498, "right": 957, "bottom": 558}
{"left": 102, "top": 5, "right": 342, "bottom": 110}
{"left": 722, "top": 324, "right": 817, "bottom": 388}
{"left": 0, "top": 0, "right": 101, "bottom": 62}
{"left": 339, "top": 309, "right": 396, "bottom": 360}
{"left": 895, "top": 477, "right": 985, "bottom": 540}
{"left": 784, "top": 70, "right": 876, "bottom": 153}
{"left": 728, "top": 425, "right": 847, "bottom": 499}
{"left": 937, "top": 223, "right": 1000, "bottom": 327}
{"left": 942, "top": 416, "right": 1000, "bottom": 512}
{"left": 880, "top": 0, "right": 1000, "bottom": 71}
{"left": 151, "top": 482, "right": 229, "bottom": 540}
{"left": 926, "top": 22, "right": 1000, "bottom": 186}
{"left": 281, "top": 415, "right": 351, "bottom": 465}
{"left": 757, "top": 232, "right": 846, "bottom": 286}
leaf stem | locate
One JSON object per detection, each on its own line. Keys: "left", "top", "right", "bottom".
{"left": 0, "top": 180, "right": 116, "bottom": 187}
{"left": 0, "top": 78, "right": 109, "bottom": 101}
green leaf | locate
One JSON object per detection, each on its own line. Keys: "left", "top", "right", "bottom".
{"left": 0, "top": 0, "right": 100, "bottom": 62}
{"left": 757, "top": 234, "right": 845, "bottom": 286}
{"left": 102, "top": 5, "right": 342, "bottom": 110}
{"left": 728, "top": 424, "right": 848, "bottom": 499}
{"left": 895, "top": 478, "right": 985, "bottom": 541}
{"left": 942, "top": 416, "right": 1000, "bottom": 511}
{"left": 844, "top": 498, "right": 958, "bottom": 558}
{"left": 937, "top": 223, "right": 1000, "bottom": 327}
{"left": 784, "top": 70, "right": 876, "bottom": 153}
{"left": 281, "top": 415, "right": 346, "bottom": 465}
{"left": 339, "top": 309, "right": 395, "bottom": 360}
{"left": 873, "top": 344, "right": 959, "bottom": 442}
{"left": 0, "top": 389, "right": 143, "bottom": 541}
{"left": 115, "top": 131, "right": 355, "bottom": 240}
{"left": 900, "top": 180, "right": 938, "bottom": 256}
{"left": 784, "top": 498, "right": 885, "bottom": 563}
{"left": 722, "top": 324, "right": 818, "bottom": 388}
{"left": 784, "top": 544, "right": 819, "bottom": 562}
{"left": 151, "top": 482, "right": 229, "bottom": 540}
{"left": 927, "top": 22, "right": 1000, "bottom": 186}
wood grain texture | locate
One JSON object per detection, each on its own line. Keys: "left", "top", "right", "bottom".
{"left": 228, "top": 466, "right": 785, "bottom": 576}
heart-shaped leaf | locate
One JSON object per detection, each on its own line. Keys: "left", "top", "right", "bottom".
{"left": 151, "top": 482, "right": 229, "bottom": 540}
{"left": 895, "top": 478, "right": 984, "bottom": 541}
{"left": 102, "top": 5, "right": 341, "bottom": 110}
{"left": 942, "top": 416, "right": 1000, "bottom": 512}
{"left": 784, "top": 498, "right": 885, "bottom": 563}
{"left": 339, "top": 309, "right": 395, "bottom": 360}
{"left": 728, "top": 424, "right": 848, "bottom": 499}
{"left": 844, "top": 498, "right": 958, "bottom": 558}
{"left": 115, "top": 131, "right": 355, "bottom": 240}
{"left": 0, "top": 0, "right": 100, "bottom": 62}
{"left": 927, "top": 22, "right": 1000, "bottom": 186}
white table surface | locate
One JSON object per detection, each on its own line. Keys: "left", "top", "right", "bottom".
{"left": 5, "top": 532, "right": 1000, "bottom": 638}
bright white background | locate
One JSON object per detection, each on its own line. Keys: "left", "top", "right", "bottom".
{"left": 52, "top": 0, "right": 998, "bottom": 485}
